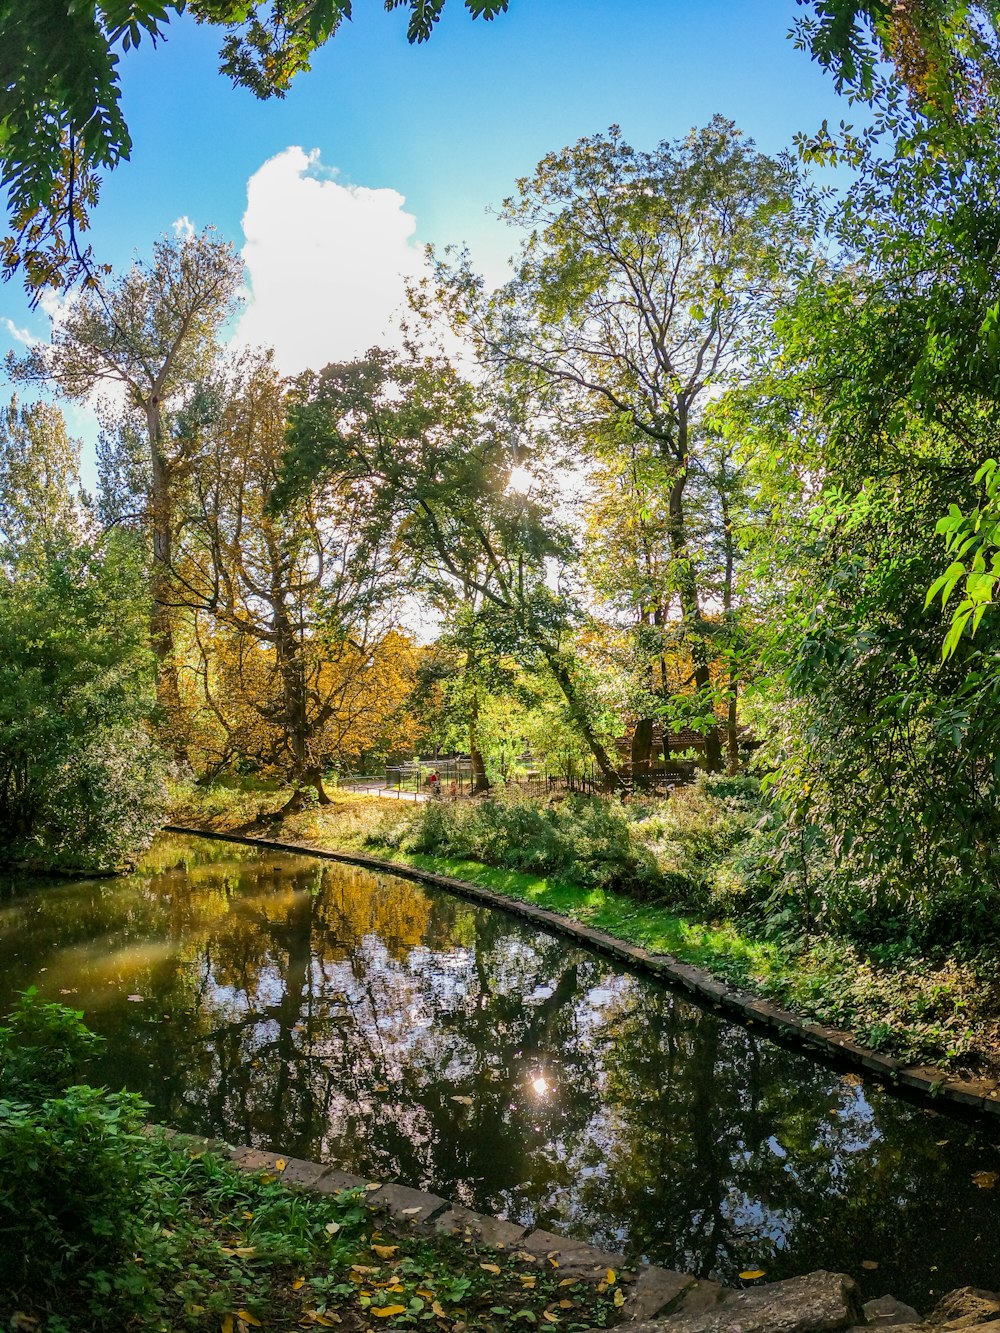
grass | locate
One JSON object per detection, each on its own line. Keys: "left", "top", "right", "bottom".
{"left": 168, "top": 780, "right": 1000, "bottom": 1077}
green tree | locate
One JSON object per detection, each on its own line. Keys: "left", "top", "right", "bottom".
{"left": 739, "top": 94, "right": 1000, "bottom": 940}
{"left": 280, "top": 350, "right": 624, "bottom": 786}
{"left": 0, "top": 402, "right": 162, "bottom": 870}
{"left": 447, "top": 118, "right": 804, "bottom": 771}
{"left": 10, "top": 228, "right": 243, "bottom": 752}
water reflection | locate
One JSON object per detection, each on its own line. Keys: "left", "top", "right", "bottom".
{"left": 0, "top": 834, "right": 997, "bottom": 1309}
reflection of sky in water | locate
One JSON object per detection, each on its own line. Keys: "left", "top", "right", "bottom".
{"left": 0, "top": 835, "right": 999, "bottom": 1310}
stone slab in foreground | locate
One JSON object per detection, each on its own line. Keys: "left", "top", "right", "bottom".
{"left": 612, "top": 1270, "right": 861, "bottom": 1333}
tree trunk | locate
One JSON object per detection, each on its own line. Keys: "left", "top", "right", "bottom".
{"left": 543, "top": 649, "right": 622, "bottom": 790}
{"left": 147, "top": 404, "right": 187, "bottom": 759}
{"left": 631, "top": 717, "right": 654, "bottom": 774}
{"left": 665, "top": 423, "right": 723, "bottom": 773}
{"left": 468, "top": 690, "right": 490, "bottom": 794}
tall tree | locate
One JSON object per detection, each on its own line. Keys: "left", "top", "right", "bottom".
{"left": 279, "top": 350, "right": 623, "bottom": 786}
{"left": 0, "top": 400, "right": 161, "bottom": 870}
{"left": 450, "top": 118, "right": 805, "bottom": 770}
{"left": 10, "top": 228, "right": 243, "bottom": 748}
{"left": 170, "top": 350, "right": 407, "bottom": 802}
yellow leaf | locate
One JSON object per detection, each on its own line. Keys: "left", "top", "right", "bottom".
{"left": 292, "top": 1277, "right": 305, "bottom": 1291}
{"left": 613, "top": 1288, "right": 625, "bottom": 1307}
{"left": 365, "top": 1182, "right": 382, "bottom": 1191}
{"left": 542, "top": 1313, "right": 559, "bottom": 1324}
{"left": 237, "top": 1314, "right": 262, "bottom": 1328}
{"left": 973, "top": 1170, "right": 999, "bottom": 1188}
{"left": 371, "top": 1306, "right": 406, "bottom": 1317}
{"left": 416, "top": 1289, "right": 435, "bottom": 1299}
{"left": 372, "top": 1244, "right": 398, "bottom": 1259}
{"left": 558, "top": 1300, "right": 573, "bottom": 1309}
{"left": 431, "top": 1302, "right": 446, "bottom": 1317}
{"left": 275, "top": 1159, "right": 287, "bottom": 1171}
{"left": 351, "top": 1265, "right": 379, "bottom": 1274}
{"left": 221, "top": 1318, "right": 234, "bottom": 1333}
{"left": 558, "top": 1278, "right": 577, "bottom": 1288}
{"left": 606, "top": 1269, "right": 616, "bottom": 1285}
{"left": 861, "top": 1260, "right": 879, "bottom": 1271}
{"left": 520, "top": 1275, "right": 537, "bottom": 1288}
{"left": 739, "top": 1270, "right": 767, "bottom": 1280}
{"left": 480, "top": 1262, "right": 501, "bottom": 1274}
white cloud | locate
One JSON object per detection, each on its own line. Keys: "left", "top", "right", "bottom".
{"left": 172, "top": 214, "right": 196, "bottom": 240}
{"left": 232, "top": 147, "right": 429, "bottom": 374}
{"left": 2, "top": 317, "right": 37, "bottom": 346}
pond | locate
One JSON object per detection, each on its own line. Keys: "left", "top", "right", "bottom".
{"left": 0, "top": 833, "right": 997, "bottom": 1310}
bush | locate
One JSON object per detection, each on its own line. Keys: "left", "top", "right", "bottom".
{"left": 0, "top": 1086, "right": 149, "bottom": 1298}
{"left": 408, "top": 793, "right": 663, "bottom": 895}
{"left": 0, "top": 988, "right": 101, "bottom": 1102}
{"left": 0, "top": 993, "right": 149, "bottom": 1316}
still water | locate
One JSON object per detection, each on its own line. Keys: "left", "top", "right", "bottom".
{"left": 1, "top": 834, "right": 998, "bottom": 1307}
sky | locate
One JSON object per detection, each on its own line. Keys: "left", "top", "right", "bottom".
{"left": 0, "top": 0, "right": 862, "bottom": 473}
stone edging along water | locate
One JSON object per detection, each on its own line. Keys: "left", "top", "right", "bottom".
{"left": 163, "top": 824, "right": 1000, "bottom": 1121}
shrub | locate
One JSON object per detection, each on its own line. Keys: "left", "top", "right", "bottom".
{"left": 0, "top": 1086, "right": 149, "bottom": 1298}
{"left": 0, "top": 993, "right": 149, "bottom": 1315}
{"left": 0, "top": 989, "right": 101, "bottom": 1102}
{"left": 408, "top": 793, "right": 663, "bottom": 895}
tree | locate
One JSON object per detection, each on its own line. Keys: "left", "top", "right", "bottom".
{"left": 168, "top": 350, "right": 409, "bottom": 801}
{"left": 736, "top": 98, "right": 1000, "bottom": 940}
{"left": 0, "top": 397, "right": 87, "bottom": 566}
{"left": 0, "top": 400, "right": 162, "bottom": 870}
{"left": 279, "top": 350, "right": 624, "bottom": 786}
{"left": 449, "top": 118, "right": 805, "bottom": 771}
{"left": 10, "top": 228, "right": 243, "bottom": 749}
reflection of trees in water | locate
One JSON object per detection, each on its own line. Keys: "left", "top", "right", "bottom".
{"left": 2, "top": 838, "right": 1000, "bottom": 1308}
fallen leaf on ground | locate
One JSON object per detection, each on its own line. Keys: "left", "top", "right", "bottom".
{"left": 861, "top": 1260, "right": 879, "bottom": 1270}
{"left": 973, "top": 1170, "right": 999, "bottom": 1188}
{"left": 372, "top": 1244, "right": 398, "bottom": 1259}
{"left": 739, "top": 1270, "right": 766, "bottom": 1280}
{"left": 451, "top": 1095, "right": 474, "bottom": 1105}
{"left": 325, "top": 1221, "right": 340, "bottom": 1235}
{"left": 614, "top": 1289, "right": 625, "bottom": 1307}
{"left": 371, "top": 1306, "right": 406, "bottom": 1318}
{"left": 480, "top": 1262, "right": 501, "bottom": 1274}
{"left": 236, "top": 1314, "right": 262, "bottom": 1328}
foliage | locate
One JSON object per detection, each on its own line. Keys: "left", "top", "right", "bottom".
{"left": 0, "top": 989, "right": 102, "bottom": 1103}
{"left": 437, "top": 118, "right": 806, "bottom": 770}
{"left": 0, "top": 533, "right": 165, "bottom": 871}
{"left": 407, "top": 793, "right": 663, "bottom": 896}
{"left": 0, "top": 993, "right": 148, "bottom": 1315}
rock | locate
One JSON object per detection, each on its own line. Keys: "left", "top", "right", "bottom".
{"left": 519, "top": 1228, "right": 625, "bottom": 1278}
{"left": 432, "top": 1204, "right": 528, "bottom": 1250}
{"left": 863, "top": 1295, "right": 922, "bottom": 1326}
{"left": 622, "top": 1265, "right": 696, "bottom": 1321}
{"left": 366, "top": 1182, "right": 448, "bottom": 1223}
{"left": 929, "top": 1289, "right": 1000, "bottom": 1329}
{"left": 621, "top": 1270, "right": 862, "bottom": 1333}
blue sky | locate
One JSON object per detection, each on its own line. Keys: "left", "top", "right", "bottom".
{"left": 1, "top": 0, "right": 861, "bottom": 434}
